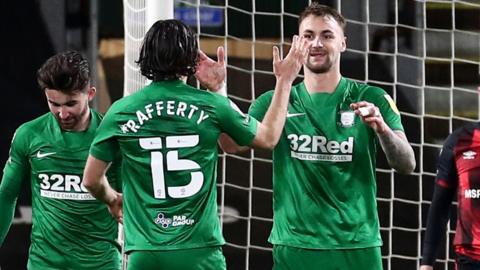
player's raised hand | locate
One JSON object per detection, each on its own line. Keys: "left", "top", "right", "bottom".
{"left": 419, "top": 266, "right": 433, "bottom": 270}
{"left": 273, "top": 35, "right": 309, "bottom": 83}
{"left": 195, "top": 46, "right": 226, "bottom": 92}
{"left": 350, "top": 101, "right": 387, "bottom": 134}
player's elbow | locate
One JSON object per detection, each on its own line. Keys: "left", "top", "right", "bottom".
{"left": 392, "top": 156, "right": 416, "bottom": 175}
{"left": 220, "top": 143, "right": 248, "bottom": 154}
{"left": 82, "top": 175, "right": 97, "bottom": 192}
{"left": 403, "top": 159, "right": 416, "bottom": 174}
{"left": 251, "top": 125, "right": 280, "bottom": 150}
{"left": 82, "top": 171, "right": 102, "bottom": 194}
{"left": 253, "top": 137, "right": 278, "bottom": 150}
{"left": 263, "top": 139, "right": 278, "bottom": 150}
{"left": 218, "top": 134, "right": 250, "bottom": 154}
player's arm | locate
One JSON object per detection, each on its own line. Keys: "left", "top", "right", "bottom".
{"left": 196, "top": 38, "right": 309, "bottom": 151}
{"left": 218, "top": 134, "right": 249, "bottom": 153}
{"left": 351, "top": 101, "right": 415, "bottom": 174}
{"left": 249, "top": 37, "right": 309, "bottom": 149}
{"left": 195, "top": 47, "right": 248, "bottom": 153}
{"left": 217, "top": 73, "right": 291, "bottom": 151}
{"left": 0, "top": 130, "right": 28, "bottom": 245}
{"left": 0, "top": 175, "right": 23, "bottom": 245}
{"left": 105, "top": 153, "right": 122, "bottom": 192}
{"left": 378, "top": 129, "right": 415, "bottom": 174}
{"left": 83, "top": 155, "right": 123, "bottom": 223}
{"left": 209, "top": 37, "right": 308, "bottom": 151}
{"left": 420, "top": 132, "right": 458, "bottom": 269}
{"left": 420, "top": 183, "right": 455, "bottom": 269}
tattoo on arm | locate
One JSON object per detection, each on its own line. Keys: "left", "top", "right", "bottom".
{"left": 377, "top": 130, "right": 416, "bottom": 174}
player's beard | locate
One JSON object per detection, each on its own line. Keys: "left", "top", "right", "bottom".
{"left": 305, "top": 50, "right": 333, "bottom": 74}
{"left": 58, "top": 117, "right": 77, "bottom": 130}
{"left": 57, "top": 102, "right": 90, "bottom": 131}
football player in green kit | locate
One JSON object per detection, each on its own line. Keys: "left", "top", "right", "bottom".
{"left": 82, "top": 19, "right": 309, "bottom": 270}
{"left": 218, "top": 3, "right": 416, "bottom": 270}
{"left": 0, "top": 51, "right": 121, "bottom": 269}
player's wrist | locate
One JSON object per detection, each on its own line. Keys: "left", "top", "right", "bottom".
{"left": 101, "top": 186, "right": 118, "bottom": 206}
{"left": 275, "top": 77, "right": 293, "bottom": 91}
{"left": 276, "top": 75, "right": 295, "bottom": 85}
{"left": 210, "top": 82, "right": 227, "bottom": 97}
{"left": 375, "top": 123, "right": 389, "bottom": 136}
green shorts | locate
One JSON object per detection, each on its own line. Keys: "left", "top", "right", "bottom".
{"left": 273, "top": 245, "right": 383, "bottom": 270}
{"left": 28, "top": 240, "right": 121, "bottom": 270}
{"left": 126, "top": 246, "right": 226, "bottom": 270}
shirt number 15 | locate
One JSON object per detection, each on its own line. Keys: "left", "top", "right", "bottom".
{"left": 139, "top": 135, "right": 203, "bottom": 199}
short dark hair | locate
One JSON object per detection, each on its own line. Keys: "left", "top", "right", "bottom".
{"left": 299, "top": 2, "right": 346, "bottom": 32}
{"left": 37, "top": 51, "right": 90, "bottom": 93}
{"left": 137, "top": 19, "right": 198, "bottom": 81}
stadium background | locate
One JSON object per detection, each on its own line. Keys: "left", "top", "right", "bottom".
{"left": 0, "top": 0, "right": 479, "bottom": 269}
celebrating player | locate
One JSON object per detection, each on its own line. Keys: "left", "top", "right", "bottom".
{"left": 218, "top": 3, "right": 416, "bottom": 270}
{"left": 0, "top": 51, "right": 121, "bottom": 269}
{"left": 82, "top": 19, "right": 308, "bottom": 270}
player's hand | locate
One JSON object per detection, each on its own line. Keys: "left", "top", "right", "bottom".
{"left": 272, "top": 35, "right": 309, "bottom": 84}
{"left": 195, "top": 47, "right": 226, "bottom": 92}
{"left": 419, "top": 265, "right": 433, "bottom": 270}
{"left": 350, "top": 101, "right": 387, "bottom": 134}
{"left": 107, "top": 191, "right": 123, "bottom": 224}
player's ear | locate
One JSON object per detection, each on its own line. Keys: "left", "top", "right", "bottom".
{"left": 340, "top": 35, "right": 347, "bottom": 52}
{"left": 87, "top": 87, "right": 97, "bottom": 101}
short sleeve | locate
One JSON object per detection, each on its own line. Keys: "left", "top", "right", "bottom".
{"left": 216, "top": 97, "right": 258, "bottom": 146}
{"left": 369, "top": 88, "right": 404, "bottom": 132}
{"left": 3, "top": 127, "right": 30, "bottom": 184}
{"left": 90, "top": 110, "right": 120, "bottom": 162}
{"left": 248, "top": 91, "right": 273, "bottom": 122}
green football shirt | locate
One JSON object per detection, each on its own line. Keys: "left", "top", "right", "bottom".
{"left": 90, "top": 80, "right": 258, "bottom": 252}
{"left": 249, "top": 77, "right": 404, "bottom": 249}
{"left": 1, "top": 110, "right": 121, "bottom": 269}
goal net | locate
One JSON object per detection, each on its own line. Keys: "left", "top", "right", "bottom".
{"left": 123, "top": 0, "right": 480, "bottom": 269}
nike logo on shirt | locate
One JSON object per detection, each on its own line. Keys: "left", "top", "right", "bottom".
{"left": 286, "top": 112, "right": 306, "bottom": 118}
{"left": 36, "top": 151, "right": 56, "bottom": 158}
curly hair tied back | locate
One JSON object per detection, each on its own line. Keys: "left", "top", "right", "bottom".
{"left": 137, "top": 19, "right": 199, "bottom": 82}
{"left": 36, "top": 51, "right": 90, "bottom": 93}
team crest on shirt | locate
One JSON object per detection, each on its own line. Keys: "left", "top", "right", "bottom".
{"left": 154, "top": 212, "right": 195, "bottom": 228}
{"left": 338, "top": 110, "right": 355, "bottom": 127}
{"left": 462, "top": 150, "right": 477, "bottom": 160}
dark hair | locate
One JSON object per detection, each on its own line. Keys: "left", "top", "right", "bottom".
{"left": 299, "top": 2, "right": 346, "bottom": 32}
{"left": 137, "top": 19, "right": 198, "bottom": 81}
{"left": 37, "top": 51, "right": 90, "bottom": 93}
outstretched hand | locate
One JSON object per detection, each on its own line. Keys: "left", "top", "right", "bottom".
{"left": 195, "top": 47, "right": 226, "bottom": 92}
{"left": 272, "top": 35, "right": 309, "bottom": 83}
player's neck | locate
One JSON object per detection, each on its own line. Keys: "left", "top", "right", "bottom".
{"left": 303, "top": 69, "right": 342, "bottom": 94}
